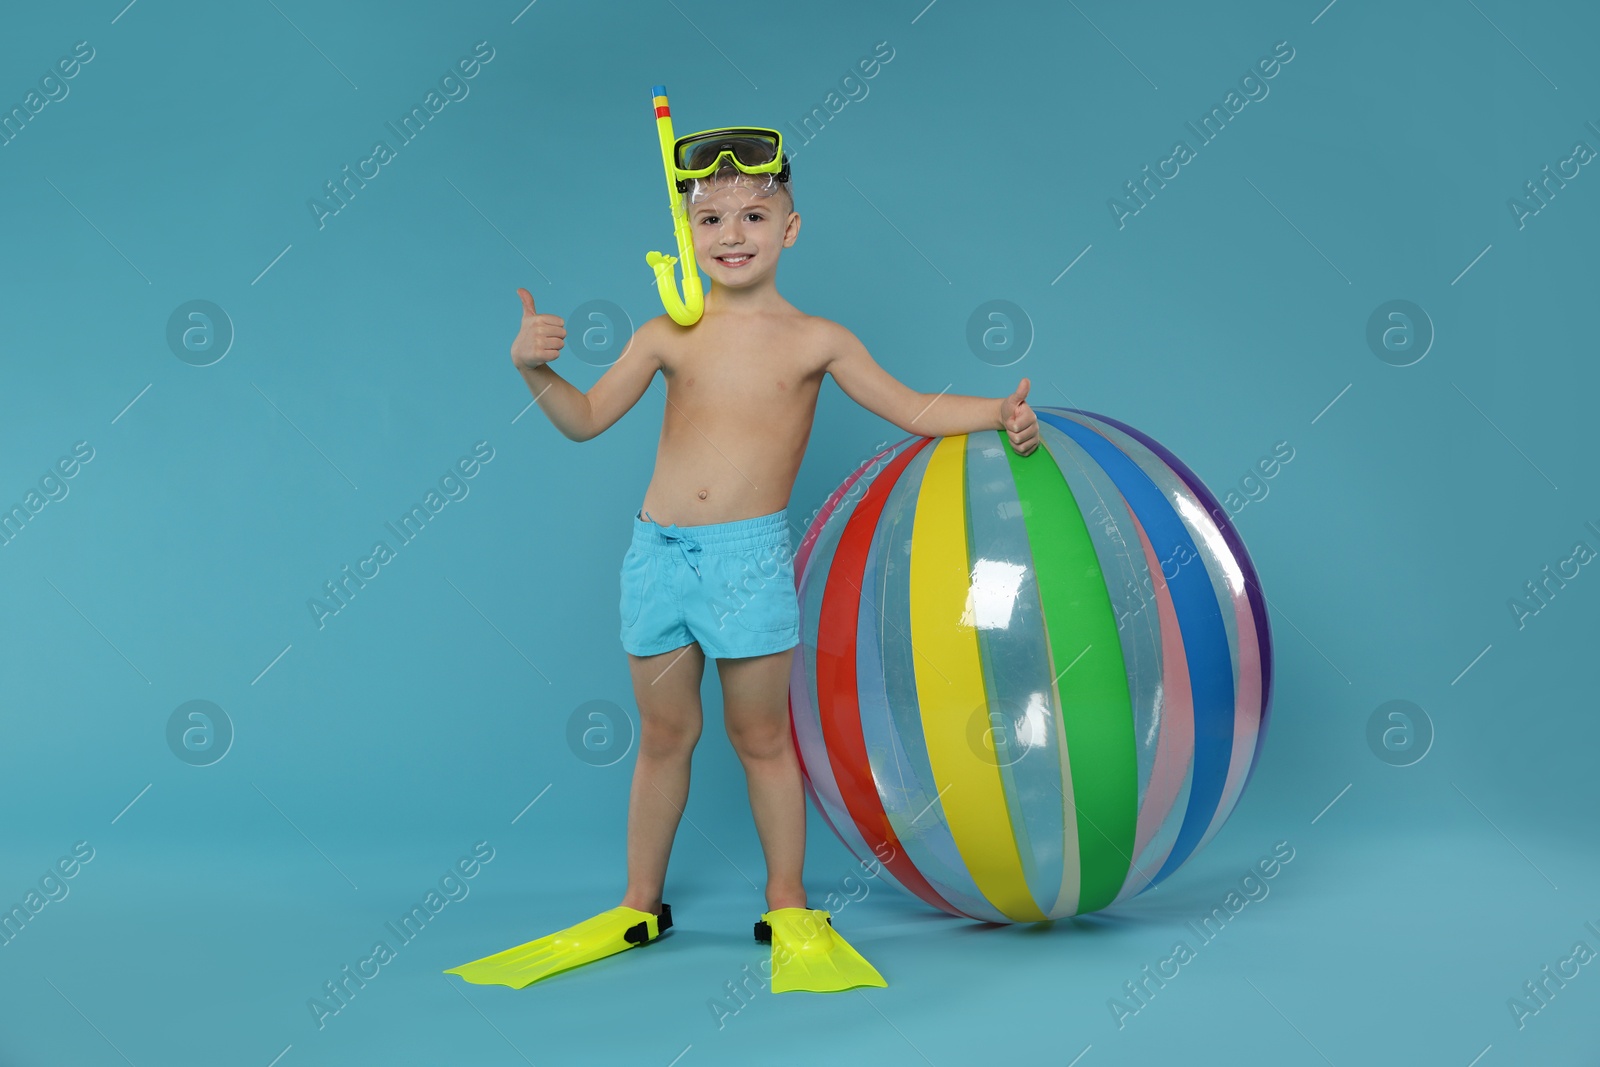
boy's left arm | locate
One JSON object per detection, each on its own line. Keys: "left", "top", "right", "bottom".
{"left": 822, "top": 322, "right": 1040, "bottom": 456}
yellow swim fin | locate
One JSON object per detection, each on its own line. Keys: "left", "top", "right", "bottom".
{"left": 756, "top": 907, "right": 887, "bottom": 993}
{"left": 446, "top": 904, "right": 671, "bottom": 989}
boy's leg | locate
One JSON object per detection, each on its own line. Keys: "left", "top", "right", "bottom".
{"left": 621, "top": 642, "right": 706, "bottom": 914}
{"left": 717, "top": 647, "right": 807, "bottom": 911}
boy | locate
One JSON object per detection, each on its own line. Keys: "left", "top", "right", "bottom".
{"left": 449, "top": 130, "right": 1038, "bottom": 993}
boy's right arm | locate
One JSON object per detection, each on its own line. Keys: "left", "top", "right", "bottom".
{"left": 511, "top": 288, "right": 661, "bottom": 442}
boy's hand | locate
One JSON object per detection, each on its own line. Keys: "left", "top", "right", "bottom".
{"left": 1001, "top": 378, "right": 1039, "bottom": 456}
{"left": 511, "top": 288, "right": 566, "bottom": 371}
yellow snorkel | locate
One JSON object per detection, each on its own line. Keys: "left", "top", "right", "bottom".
{"left": 646, "top": 86, "right": 704, "bottom": 326}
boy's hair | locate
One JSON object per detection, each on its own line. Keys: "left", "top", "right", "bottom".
{"left": 689, "top": 161, "right": 795, "bottom": 214}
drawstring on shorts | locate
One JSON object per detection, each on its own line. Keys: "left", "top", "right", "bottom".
{"left": 641, "top": 509, "right": 704, "bottom": 576}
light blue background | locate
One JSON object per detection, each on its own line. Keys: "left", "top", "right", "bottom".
{"left": 1, "top": 1, "right": 1596, "bottom": 1064}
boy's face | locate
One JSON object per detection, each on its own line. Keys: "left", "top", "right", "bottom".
{"left": 689, "top": 176, "right": 798, "bottom": 288}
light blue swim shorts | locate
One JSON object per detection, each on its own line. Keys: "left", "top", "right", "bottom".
{"left": 619, "top": 507, "right": 800, "bottom": 659}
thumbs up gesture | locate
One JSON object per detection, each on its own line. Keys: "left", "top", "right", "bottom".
{"left": 510, "top": 288, "right": 566, "bottom": 371}
{"left": 1001, "top": 377, "right": 1039, "bottom": 456}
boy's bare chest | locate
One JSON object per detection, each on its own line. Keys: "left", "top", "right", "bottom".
{"left": 659, "top": 322, "right": 825, "bottom": 411}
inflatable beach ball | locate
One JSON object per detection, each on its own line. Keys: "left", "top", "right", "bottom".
{"left": 788, "top": 407, "right": 1274, "bottom": 923}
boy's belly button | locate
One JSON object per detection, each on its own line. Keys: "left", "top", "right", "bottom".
{"left": 698, "top": 489, "right": 708, "bottom": 499}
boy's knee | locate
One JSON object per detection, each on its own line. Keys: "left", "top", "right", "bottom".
{"left": 639, "top": 716, "right": 700, "bottom": 758}
{"left": 724, "top": 717, "right": 788, "bottom": 761}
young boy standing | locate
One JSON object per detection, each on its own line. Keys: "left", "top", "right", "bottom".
{"left": 448, "top": 130, "right": 1037, "bottom": 993}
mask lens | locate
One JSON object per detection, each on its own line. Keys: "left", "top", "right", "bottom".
{"left": 677, "top": 132, "right": 779, "bottom": 172}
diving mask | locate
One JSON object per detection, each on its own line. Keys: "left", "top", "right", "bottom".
{"left": 672, "top": 127, "right": 790, "bottom": 201}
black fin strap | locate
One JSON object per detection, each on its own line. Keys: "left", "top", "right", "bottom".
{"left": 625, "top": 903, "right": 672, "bottom": 945}
{"left": 754, "top": 912, "right": 829, "bottom": 944}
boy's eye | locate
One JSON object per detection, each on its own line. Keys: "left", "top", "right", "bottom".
{"left": 696, "top": 212, "right": 766, "bottom": 224}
